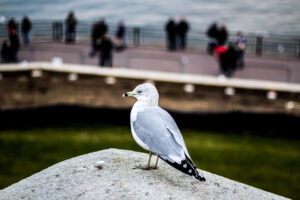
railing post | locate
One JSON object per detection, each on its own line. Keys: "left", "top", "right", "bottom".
{"left": 256, "top": 36, "right": 263, "bottom": 56}
{"left": 133, "top": 27, "right": 140, "bottom": 47}
{"left": 52, "top": 22, "right": 56, "bottom": 40}
{"left": 298, "top": 39, "right": 300, "bottom": 58}
{"left": 59, "top": 22, "right": 63, "bottom": 40}
{"left": 52, "top": 21, "right": 63, "bottom": 41}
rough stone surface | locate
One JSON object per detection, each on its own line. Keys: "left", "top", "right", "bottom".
{"left": 0, "top": 148, "right": 289, "bottom": 200}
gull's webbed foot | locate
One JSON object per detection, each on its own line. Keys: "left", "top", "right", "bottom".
{"left": 133, "top": 152, "right": 159, "bottom": 170}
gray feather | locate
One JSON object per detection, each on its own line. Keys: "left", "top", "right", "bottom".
{"left": 133, "top": 106, "right": 190, "bottom": 163}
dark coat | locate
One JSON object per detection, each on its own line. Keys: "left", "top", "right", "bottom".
{"left": 1, "top": 40, "right": 12, "bottom": 63}
{"left": 216, "top": 28, "right": 228, "bottom": 45}
{"left": 99, "top": 37, "right": 113, "bottom": 55}
{"left": 97, "top": 22, "right": 108, "bottom": 39}
{"left": 21, "top": 18, "right": 32, "bottom": 33}
{"left": 91, "top": 23, "right": 98, "bottom": 40}
{"left": 206, "top": 23, "right": 218, "bottom": 38}
{"left": 66, "top": 16, "right": 77, "bottom": 32}
{"left": 220, "top": 46, "right": 237, "bottom": 72}
{"left": 116, "top": 25, "right": 125, "bottom": 39}
{"left": 165, "top": 20, "right": 177, "bottom": 38}
{"left": 7, "top": 19, "right": 17, "bottom": 35}
{"left": 177, "top": 21, "right": 189, "bottom": 36}
{"left": 9, "top": 34, "right": 19, "bottom": 51}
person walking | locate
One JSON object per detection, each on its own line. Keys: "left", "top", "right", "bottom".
{"left": 97, "top": 33, "right": 113, "bottom": 67}
{"left": 65, "top": 11, "right": 77, "bottom": 43}
{"left": 177, "top": 17, "right": 189, "bottom": 50}
{"left": 235, "top": 31, "right": 246, "bottom": 69}
{"left": 165, "top": 18, "right": 177, "bottom": 51}
{"left": 21, "top": 16, "right": 32, "bottom": 47}
{"left": 90, "top": 19, "right": 108, "bottom": 56}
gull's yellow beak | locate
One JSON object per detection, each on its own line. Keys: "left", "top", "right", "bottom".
{"left": 122, "top": 91, "right": 135, "bottom": 97}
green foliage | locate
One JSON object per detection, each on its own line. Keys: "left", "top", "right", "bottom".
{"left": 0, "top": 125, "right": 299, "bottom": 199}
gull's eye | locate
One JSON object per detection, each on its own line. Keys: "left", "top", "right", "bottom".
{"left": 137, "top": 90, "right": 142, "bottom": 94}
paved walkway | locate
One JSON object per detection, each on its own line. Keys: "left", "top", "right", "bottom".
{"left": 11, "top": 41, "right": 300, "bottom": 83}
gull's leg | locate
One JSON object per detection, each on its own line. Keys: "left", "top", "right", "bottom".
{"left": 153, "top": 156, "right": 159, "bottom": 169}
{"left": 134, "top": 151, "right": 152, "bottom": 170}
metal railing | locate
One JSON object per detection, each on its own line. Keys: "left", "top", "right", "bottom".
{"left": 0, "top": 20, "right": 300, "bottom": 58}
{"left": 15, "top": 42, "right": 297, "bottom": 83}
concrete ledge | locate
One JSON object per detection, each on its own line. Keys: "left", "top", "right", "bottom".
{"left": 1, "top": 62, "right": 299, "bottom": 114}
{"left": 1, "top": 62, "right": 300, "bottom": 93}
{"left": 0, "top": 149, "right": 289, "bottom": 200}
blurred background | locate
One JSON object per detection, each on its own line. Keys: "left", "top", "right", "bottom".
{"left": 0, "top": 0, "right": 300, "bottom": 199}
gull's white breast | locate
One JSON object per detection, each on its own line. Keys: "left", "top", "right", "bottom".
{"left": 130, "top": 102, "right": 150, "bottom": 151}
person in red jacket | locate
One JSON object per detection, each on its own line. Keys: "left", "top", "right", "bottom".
{"left": 7, "top": 18, "right": 17, "bottom": 35}
{"left": 215, "top": 43, "right": 237, "bottom": 77}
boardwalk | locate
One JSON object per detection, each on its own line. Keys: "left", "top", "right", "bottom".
{"left": 5, "top": 41, "right": 300, "bottom": 83}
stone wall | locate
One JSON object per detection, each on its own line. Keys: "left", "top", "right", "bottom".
{"left": 0, "top": 62, "right": 300, "bottom": 115}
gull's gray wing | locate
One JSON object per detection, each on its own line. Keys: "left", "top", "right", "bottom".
{"left": 156, "top": 107, "right": 191, "bottom": 159}
{"left": 132, "top": 106, "right": 190, "bottom": 163}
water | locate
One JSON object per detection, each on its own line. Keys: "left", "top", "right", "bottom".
{"left": 1, "top": 0, "right": 300, "bottom": 35}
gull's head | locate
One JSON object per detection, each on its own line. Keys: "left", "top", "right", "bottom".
{"left": 123, "top": 83, "right": 159, "bottom": 106}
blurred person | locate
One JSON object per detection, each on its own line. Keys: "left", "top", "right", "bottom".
{"left": 97, "top": 33, "right": 113, "bottom": 67}
{"left": 214, "top": 45, "right": 227, "bottom": 74}
{"left": 165, "top": 18, "right": 177, "bottom": 51}
{"left": 218, "top": 43, "right": 237, "bottom": 77}
{"left": 216, "top": 24, "right": 228, "bottom": 45}
{"left": 9, "top": 32, "right": 20, "bottom": 63}
{"left": 90, "top": 22, "right": 99, "bottom": 56}
{"left": 1, "top": 39, "right": 12, "bottom": 63}
{"left": 97, "top": 19, "right": 108, "bottom": 40}
{"left": 114, "top": 20, "right": 126, "bottom": 51}
{"left": 177, "top": 17, "right": 189, "bottom": 50}
{"left": 21, "top": 16, "right": 32, "bottom": 47}
{"left": 235, "top": 31, "right": 246, "bottom": 69}
{"left": 90, "top": 19, "right": 108, "bottom": 56}
{"left": 4, "top": 19, "right": 20, "bottom": 63}
{"left": 206, "top": 22, "right": 218, "bottom": 55}
{"left": 7, "top": 18, "right": 17, "bottom": 35}
{"left": 65, "top": 11, "right": 77, "bottom": 43}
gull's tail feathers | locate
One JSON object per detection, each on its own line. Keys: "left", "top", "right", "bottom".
{"left": 160, "top": 154, "right": 206, "bottom": 182}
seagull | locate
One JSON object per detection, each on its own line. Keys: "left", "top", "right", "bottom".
{"left": 123, "top": 83, "right": 206, "bottom": 182}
